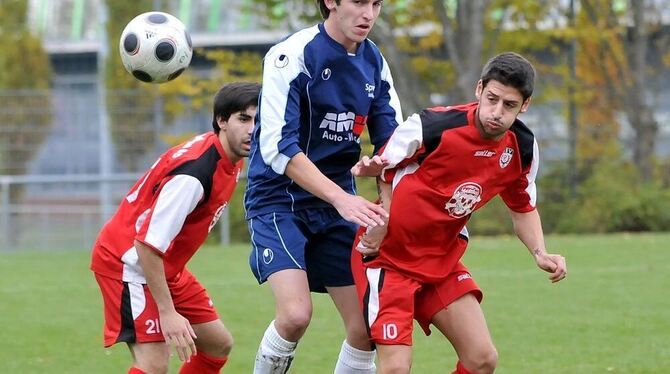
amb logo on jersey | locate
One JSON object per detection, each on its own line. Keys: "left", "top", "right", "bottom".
{"left": 319, "top": 112, "right": 368, "bottom": 143}
{"left": 445, "top": 182, "right": 482, "bottom": 218}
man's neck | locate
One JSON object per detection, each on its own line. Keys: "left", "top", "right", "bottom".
{"left": 323, "top": 19, "right": 357, "bottom": 53}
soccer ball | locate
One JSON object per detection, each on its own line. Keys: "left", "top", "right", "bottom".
{"left": 119, "top": 11, "right": 193, "bottom": 84}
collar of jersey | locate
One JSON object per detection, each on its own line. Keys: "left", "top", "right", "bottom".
{"left": 318, "top": 22, "right": 364, "bottom": 57}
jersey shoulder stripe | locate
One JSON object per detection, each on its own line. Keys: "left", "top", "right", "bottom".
{"left": 168, "top": 145, "right": 221, "bottom": 203}
{"left": 266, "top": 25, "right": 320, "bottom": 62}
{"left": 420, "top": 106, "right": 469, "bottom": 156}
{"left": 510, "top": 119, "right": 535, "bottom": 169}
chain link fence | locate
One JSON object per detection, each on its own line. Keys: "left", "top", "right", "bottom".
{"left": 0, "top": 83, "right": 232, "bottom": 252}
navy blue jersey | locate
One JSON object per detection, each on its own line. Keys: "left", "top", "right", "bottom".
{"left": 245, "top": 23, "right": 403, "bottom": 217}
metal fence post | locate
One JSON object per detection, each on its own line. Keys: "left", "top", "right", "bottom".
{"left": 1, "top": 177, "right": 10, "bottom": 251}
{"left": 220, "top": 206, "right": 230, "bottom": 247}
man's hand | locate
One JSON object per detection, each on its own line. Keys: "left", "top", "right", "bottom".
{"left": 332, "top": 194, "right": 388, "bottom": 228}
{"left": 351, "top": 155, "right": 388, "bottom": 177}
{"left": 355, "top": 224, "right": 388, "bottom": 256}
{"left": 160, "top": 310, "right": 198, "bottom": 362}
{"left": 534, "top": 251, "right": 567, "bottom": 283}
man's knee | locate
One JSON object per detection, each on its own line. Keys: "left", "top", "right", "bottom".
{"left": 276, "top": 306, "right": 312, "bottom": 336}
{"left": 192, "top": 321, "right": 235, "bottom": 358}
{"left": 379, "top": 355, "right": 411, "bottom": 374}
{"left": 208, "top": 329, "right": 234, "bottom": 357}
{"left": 461, "top": 345, "right": 498, "bottom": 374}
{"left": 130, "top": 342, "right": 170, "bottom": 374}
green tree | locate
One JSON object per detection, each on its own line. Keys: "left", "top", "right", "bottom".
{"left": 0, "top": 0, "right": 52, "bottom": 176}
{"left": 579, "top": 0, "right": 667, "bottom": 181}
{"left": 104, "top": 2, "right": 264, "bottom": 172}
{"left": 104, "top": 1, "right": 157, "bottom": 172}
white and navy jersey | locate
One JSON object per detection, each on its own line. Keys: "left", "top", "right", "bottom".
{"left": 91, "top": 132, "right": 242, "bottom": 283}
{"left": 244, "top": 23, "right": 403, "bottom": 217}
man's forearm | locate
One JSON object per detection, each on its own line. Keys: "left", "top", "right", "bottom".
{"left": 135, "top": 240, "right": 174, "bottom": 314}
{"left": 284, "top": 152, "right": 348, "bottom": 204}
{"left": 509, "top": 209, "right": 547, "bottom": 257}
{"left": 377, "top": 178, "right": 392, "bottom": 215}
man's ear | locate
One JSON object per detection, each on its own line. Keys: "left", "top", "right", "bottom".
{"left": 475, "top": 80, "right": 483, "bottom": 100}
{"left": 217, "top": 116, "right": 226, "bottom": 131}
{"left": 325, "top": 0, "right": 337, "bottom": 11}
{"left": 520, "top": 97, "right": 532, "bottom": 113}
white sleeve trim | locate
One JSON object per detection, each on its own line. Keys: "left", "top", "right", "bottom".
{"left": 380, "top": 113, "right": 424, "bottom": 182}
{"left": 144, "top": 174, "right": 204, "bottom": 253}
{"left": 259, "top": 27, "right": 318, "bottom": 175}
{"left": 525, "top": 139, "right": 539, "bottom": 207}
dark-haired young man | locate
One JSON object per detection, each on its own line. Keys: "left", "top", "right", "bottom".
{"left": 91, "top": 82, "right": 260, "bottom": 374}
{"left": 352, "top": 52, "right": 567, "bottom": 374}
{"left": 244, "top": 0, "right": 402, "bottom": 372}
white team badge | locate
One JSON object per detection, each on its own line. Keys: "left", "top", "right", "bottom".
{"left": 445, "top": 182, "right": 482, "bottom": 218}
{"left": 208, "top": 203, "right": 227, "bottom": 232}
{"left": 262, "top": 248, "right": 274, "bottom": 264}
{"left": 274, "top": 54, "right": 289, "bottom": 68}
{"left": 499, "top": 147, "right": 514, "bottom": 168}
{"left": 322, "top": 68, "right": 332, "bottom": 80}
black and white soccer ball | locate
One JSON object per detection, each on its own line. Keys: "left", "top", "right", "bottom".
{"left": 119, "top": 12, "right": 193, "bottom": 84}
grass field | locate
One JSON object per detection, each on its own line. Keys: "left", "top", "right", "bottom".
{"left": 1, "top": 233, "right": 669, "bottom": 373}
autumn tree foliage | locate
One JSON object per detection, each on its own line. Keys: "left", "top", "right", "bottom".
{"left": 0, "top": 0, "right": 52, "bottom": 176}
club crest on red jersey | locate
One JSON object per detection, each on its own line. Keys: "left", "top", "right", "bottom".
{"left": 499, "top": 147, "right": 514, "bottom": 168}
{"left": 445, "top": 182, "right": 482, "bottom": 218}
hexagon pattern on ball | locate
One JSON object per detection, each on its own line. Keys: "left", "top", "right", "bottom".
{"left": 119, "top": 12, "right": 192, "bottom": 84}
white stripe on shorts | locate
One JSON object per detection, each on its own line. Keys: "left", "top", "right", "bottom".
{"left": 365, "top": 268, "right": 382, "bottom": 328}
{"left": 128, "top": 282, "right": 146, "bottom": 320}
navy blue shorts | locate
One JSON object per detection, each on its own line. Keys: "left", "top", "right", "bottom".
{"left": 248, "top": 208, "right": 357, "bottom": 293}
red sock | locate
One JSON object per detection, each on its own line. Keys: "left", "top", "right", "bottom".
{"left": 179, "top": 351, "right": 228, "bottom": 374}
{"left": 452, "top": 361, "right": 474, "bottom": 374}
{"left": 128, "top": 367, "right": 147, "bottom": 374}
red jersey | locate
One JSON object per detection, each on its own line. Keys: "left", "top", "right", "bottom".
{"left": 368, "top": 102, "right": 539, "bottom": 283}
{"left": 91, "top": 132, "right": 242, "bottom": 283}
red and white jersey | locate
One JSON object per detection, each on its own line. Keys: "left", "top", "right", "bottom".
{"left": 368, "top": 102, "right": 539, "bottom": 283}
{"left": 91, "top": 132, "right": 242, "bottom": 283}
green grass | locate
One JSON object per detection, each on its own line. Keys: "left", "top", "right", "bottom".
{"left": 1, "top": 233, "right": 669, "bottom": 373}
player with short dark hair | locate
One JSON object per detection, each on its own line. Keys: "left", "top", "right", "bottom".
{"left": 91, "top": 82, "right": 260, "bottom": 374}
{"left": 351, "top": 52, "right": 567, "bottom": 374}
{"left": 244, "top": 0, "right": 401, "bottom": 373}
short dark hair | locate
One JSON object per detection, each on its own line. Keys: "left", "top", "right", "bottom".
{"left": 317, "top": 0, "right": 340, "bottom": 19}
{"left": 480, "top": 52, "right": 535, "bottom": 101}
{"left": 212, "top": 82, "right": 261, "bottom": 133}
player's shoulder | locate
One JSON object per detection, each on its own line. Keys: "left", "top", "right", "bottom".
{"left": 418, "top": 103, "right": 472, "bottom": 130}
{"left": 360, "top": 38, "right": 387, "bottom": 67}
{"left": 164, "top": 133, "right": 219, "bottom": 166}
{"left": 266, "top": 24, "right": 321, "bottom": 59}
{"left": 510, "top": 118, "right": 535, "bottom": 149}
{"left": 509, "top": 118, "right": 536, "bottom": 168}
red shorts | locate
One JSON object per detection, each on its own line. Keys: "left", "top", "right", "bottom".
{"left": 352, "top": 247, "right": 482, "bottom": 346}
{"left": 94, "top": 269, "right": 219, "bottom": 347}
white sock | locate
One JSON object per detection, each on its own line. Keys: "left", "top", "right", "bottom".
{"left": 334, "top": 340, "right": 376, "bottom": 374}
{"left": 254, "top": 320, "right": 298, "bottom": 374}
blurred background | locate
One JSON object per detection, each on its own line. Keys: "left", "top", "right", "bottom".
{"left": 1, "top": 0, "right": 670, "bottom": 252}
